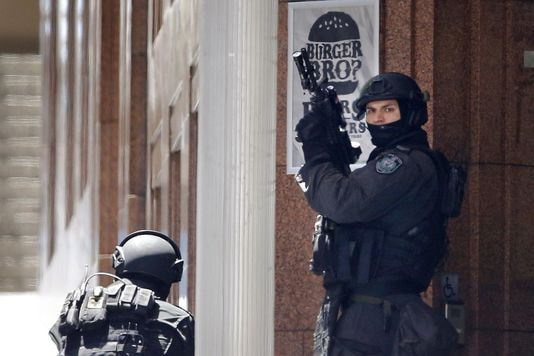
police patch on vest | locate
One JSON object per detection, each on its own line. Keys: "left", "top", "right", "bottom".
{"left": 376, "top": 153, "right": 403, "bottom": 174}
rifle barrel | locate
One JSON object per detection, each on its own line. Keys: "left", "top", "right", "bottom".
{"left": 301, "top": 49, "right": 317, "bottom": 92}
{"left": 292, "top": 51, "right": 309, "bottom": 90}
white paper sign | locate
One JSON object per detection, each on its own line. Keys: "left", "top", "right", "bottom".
{"left": 287, "top": 0, "right": 379, "bottom": 174}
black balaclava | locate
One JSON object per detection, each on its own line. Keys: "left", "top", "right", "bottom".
{"left": 367, "top": 100, "right": 412, "bottom": 147}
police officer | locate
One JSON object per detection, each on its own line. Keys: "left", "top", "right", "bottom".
{"left": 49, "top": 230, "right": 194, "bottom": 355}
{"left": 296, "top": 72, "right": 456, "bottom": 355}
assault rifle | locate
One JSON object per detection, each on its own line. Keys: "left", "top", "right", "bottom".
{"left": 293, "top": 48, "right": 361, "bottom": 355}
{"left": 293, "top": 48, "right": 361, "bottom": 174}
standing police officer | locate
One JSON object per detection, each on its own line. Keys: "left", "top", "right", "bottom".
{"left": 49, "top": 230, "right": 194, "bottom": 355}
{"left": 296, "top": 73, "right": 457, "bottom": 355}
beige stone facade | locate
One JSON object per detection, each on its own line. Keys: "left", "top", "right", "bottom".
{"left": 0, "top": 0, "right": 41, "bottom": 293}
{"left": 38, "top": 0, "right": 534, "bottom": 355}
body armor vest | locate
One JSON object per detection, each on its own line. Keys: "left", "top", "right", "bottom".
{"left": 345, "top": 211, "right": 446, "bottom": 295}
{"left": 56, "top": 280, "right": 185, "bottom": 355}
{"left": 348, "top": 145, "right": 460, "bottom": 295}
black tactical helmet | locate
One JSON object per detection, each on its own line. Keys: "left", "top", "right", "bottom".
{"left": 112, "top": 230, "right": 183, "bottom": 286}
{"left": 355, "top": 72, "right": 429, "bottom": 128}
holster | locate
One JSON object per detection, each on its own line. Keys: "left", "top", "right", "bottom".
{"left": 310, "top": 216, "right": 353, "bottom": 355}
{"left": 313, "top": 284, "right": 344, "bottom": 356}
{"left": 310, "top": 215, "right": 336, "bottom": 276}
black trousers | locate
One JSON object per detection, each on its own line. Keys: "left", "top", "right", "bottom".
{"left": 329, "top": 294, "right": 421, "bottom": 356}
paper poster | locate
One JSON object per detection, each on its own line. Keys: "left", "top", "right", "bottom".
{"left": 287, "top": 0, "right": 379, "bottom": 173}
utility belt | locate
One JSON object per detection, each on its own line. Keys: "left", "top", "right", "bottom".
{"left": 345, "top": 279, "right": 420, "bottom": 333}
{"left": 350, "top": 294, "right": 395, "bottom": 332}
{"left": 350, "top": 279, "right": 419, "bottom": 298}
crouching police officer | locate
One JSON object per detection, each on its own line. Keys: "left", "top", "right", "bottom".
{"left": 49, "top": 230, "right": 194, "bottom": 355}
{"left": 296, "top": 73, "right": 458, "bottom": 355}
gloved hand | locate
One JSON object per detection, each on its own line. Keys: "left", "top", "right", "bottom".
{"left": 295, "top": 111, "right": 326, "bottom": 143}
{"left": 301, "top": 141, "right": 330, "bottom": 163}
{"left": 295, "top": 111, "right": 330, "bottom": 163}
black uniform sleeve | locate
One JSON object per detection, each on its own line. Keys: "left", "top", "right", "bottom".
{"left": 180, "top": 315, "right": 195, "bottom": 356}
{"left": 298, "top": 150, "right": 422, "bottom": 224}
{"left": 48, "top": 318, "right": 62, "bottom": 351}
{"left": 156, "top": 301, "right": 195, "bottom": 355}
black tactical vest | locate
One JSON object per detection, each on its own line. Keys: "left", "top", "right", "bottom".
{"left": 52, "top": 280, "right": 193, "bottom": 356}
{"left": 346, "top": 145, "right": 464, "bottom": 296}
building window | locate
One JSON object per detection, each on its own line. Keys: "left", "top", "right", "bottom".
{"left": 168, "top": 151, "right": 181, "bottom": 304}
{"left": 152, "top": 0, "right": 163, "bottom": 42}
{"left": 80, "top": 0, "right": 90, "bottom": 195}
{"left": 186, "top": 112, "right": 198, "bottom": 313}
{"left": 151, "top": 186, "right": 161, "bottom": 230}
{"left": 66, "top": 0, "right": 76, "bottom": 225}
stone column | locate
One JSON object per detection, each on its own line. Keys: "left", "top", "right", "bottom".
{"left": 196, "top": 0, "right": 278, "bottom": 355}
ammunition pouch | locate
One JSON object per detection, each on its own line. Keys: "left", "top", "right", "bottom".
{"left": 58, "top": 281, "right": 156, "bottom": 335}
{"left": 309, "top": 215, "right": 353, "bottom": 286}
{"left": 313, "top": 284, "right": 345, "bottom": 356}
{"left": 58, "top": 289, "right": 84, "bottom": 335}
{"left": 78, "top": 286, "right": 108, "bottom": 330}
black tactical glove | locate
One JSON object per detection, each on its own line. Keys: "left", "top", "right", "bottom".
{"left": 295, "top": 111, "right": 326, "bottom": 143}
{"left": 295, "top": 111, "right": 330, "bottom": 163}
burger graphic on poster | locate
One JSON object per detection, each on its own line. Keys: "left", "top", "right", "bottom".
{"left": 306, "top": 12, "right": 362, "bottom": 95}
{"left": 287, "top": 2, "right": 379, "bottom": 173}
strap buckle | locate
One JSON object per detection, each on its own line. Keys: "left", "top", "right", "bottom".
{"left": 351, "top": 294, "right": 394, "bottom": 332}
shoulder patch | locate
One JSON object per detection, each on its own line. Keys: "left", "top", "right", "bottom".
{"left": 376, "top": 153, "right": 403, "bottom": 174}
